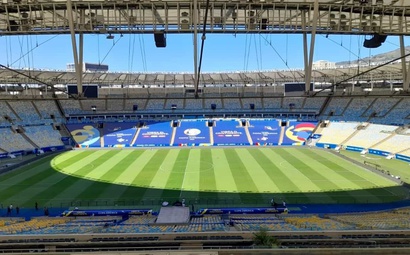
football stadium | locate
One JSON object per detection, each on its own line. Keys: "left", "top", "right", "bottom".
{"left": 1, "top": 0, "right": 410, "bottom": 254}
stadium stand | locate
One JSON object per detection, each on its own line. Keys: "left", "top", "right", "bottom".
{"left": 322, "top": 97, "right": 351, "bottom": 117}
{"left": 342, "top": 124, "right": 398, "bottom": 149}
{"left": 372, "top": 134, "right": 410, "bottom": 154}
{"left": 0, "top": 101, "right": 18, "bottom": 126}
{"left": 382, "top": 97, "right": 410, "bottom": 125}
{"left": 59, "top": 99, "right": 83, "bottom": 115}
{"left": 106, "top": 99, "right": 125, "bottom": 112}
{"left": 32, "top": 100, "right": 64, "bottom": 122}
{"left": 7, "top": 101, "right": 42, "bottom": 124}
{"left": 262, "top": 97, "right": 282, "bottom": 109}
{"left": 23, "top": 125, "right": 64, "bottom": 149}
{"left": 316, "top": 122, "right": 358, "bottom": 146}
{"left": 241, "top": 97, "right": 262, "bottom": 110}
{"left": 145, "top": 99, "right": 165, "bottom": 110}
{"left": 124, "top": 98, "right": 147, "bottom": 111}
{"left": 223, "top": 98, "right": 241, "bottom": 110}
{"left": 184, "top": 98, "right": 204, "bottom": 110}
{"left": 339, "top": 97, "right": 375, "bottom": 122}
{"left": 0, "top": 127, "right": 35, "bottom": 152}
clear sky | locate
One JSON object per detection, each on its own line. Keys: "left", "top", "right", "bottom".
{"left": 0, "top": 33, "right": 408, "bottom": 73}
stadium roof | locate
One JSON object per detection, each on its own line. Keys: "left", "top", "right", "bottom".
{"left": 0, "top": 0, "right": 409, "bottom": 36}
{"left": 0, "top": 62, "right": 404, "bottom": 86}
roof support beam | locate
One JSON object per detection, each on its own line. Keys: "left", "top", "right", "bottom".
{"left": 67, "top": 0, "right": 83, "bottom": 96}
{"left": 304, "top": 0, "right": 319, "bottom": 93}
{"left": 193, "top": 0, "right": 199, "bottom": 97}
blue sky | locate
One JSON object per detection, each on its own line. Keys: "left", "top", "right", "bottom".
{"left": 0, "top": 33, "right": 407, "bottom": 73}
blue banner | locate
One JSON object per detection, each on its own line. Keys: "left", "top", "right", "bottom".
{"left": 213, "top": 120, "right": 250, "bottom": 146}
{"left": 282, "top": 121, "right": 317, "bottom": 145}
{"left": 396, "top": 154, "right": 410, "bottom": 163}
{"left": 173, "top": 120, "right": 211, "bottom": 146}
{"left": 134, "top": 121, "right": 172, "bottom": 147}
{"left": 66, "top": 124, "right": 101, "bottom": 147}
{"left": 103, "top": 122, "right": 137, "bottom": 147}
{"left": 248, "top": 120, "right": 281, "bottom": 145}
{"left": 346, "top": 146, "right": 364, "bottom": 152}
{"left": 41, "top": 146, "right": 65, "bottom": 152}
{"left": 316, "top": 143, "right": 337, "bottom": 149}
{"left": 368, "top": 149, "right": 390, "bottom": 156}
{"left": 62, "top": 209, "right": 154, "bottom": 217}
{"left": 196, "top": 207, "right": 288, "bottom": 215}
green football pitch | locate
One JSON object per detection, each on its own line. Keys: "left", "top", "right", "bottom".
{"left": 0, "top": 147, "right": 408, "bottom": 208}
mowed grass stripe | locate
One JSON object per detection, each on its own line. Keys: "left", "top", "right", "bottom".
{"left": 84, "top": 150, "right": 135, "bottom": 180}
{"left": 305, "top": 149, "right": 392, "bottom": 202}
{"left": 114, "top": 149, "right": 159, "bottom": 184}
{"left": 48, "top": 151, "right": 125, "bottom": 203}
{"left": 161, "top": 149, "right": 191, "bottom": 199}
{"left": 259, "top": 149, "right": 319, "bottom": 192}
{"left": 95, "top": 150, "right": 146, "bottom": 201}
{"left": 145, "top": 149, "right": 180, "bottom": 189}
{"left": 180, "top": 149, "right": 200, "bottom": 195}
{"left": 223, "top": 149, "right": 259, "bottom": 192}
{"left": 275, "top": 148, "right": 342, "bottom": 190}
{"left": 52, "top": 150, "right": 91, "bottom": 169}
{"left": 211, "top": 149, "right": 240, "bottom": 200}
{"left": 74, "top": 150, "right": 137, "bottom": 201}
{"left": 290, "top": 149, "right": 364, "bottom": 189}
{"left": 120, "top": 149, "right": 170, "bottom": 202}
{"left": 247, "top": 148, "right": 302, "bottom": 193}
{"left": 0, "top": 163, "right": 58, "bottom": 204}
{"left": 0, "top": 156, "right": 55, "bottom": 183}
{"left": 72, "top": 150, "right": 122, "bottom": 177}
{"left": 235, "top": 148, "right": 279, "bottom": 192}
{"left": 199, "top": 149, "right": 217, "bottom": 198}
{"left": 305, "top": 149, "right": 390, "bottom": 187}
{"left": 290, "top": 148, "right": 378, "bottom": 202}
{"left": 6, "top": 166, "right": 76, "bottom": 206}
{"left": 38, "top": 151, "right": 144, "bottom": 207}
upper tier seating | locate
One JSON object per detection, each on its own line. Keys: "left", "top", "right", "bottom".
{"left": 0, "top": 101, "right": 18, "bottom": 126}
{"left": 323, "top": 97, "right": 350, "bottom": 116}
{"left": 340, "top": 97, "right": 375, "bottom": 122}
{"left": 303, "top": 97, "right": 326, "bottom": 112}
{"left": 33, "top": 100, "right": 63, "bottom": 122}
{"left": 8, "top": 101, "right": 42, "bottom": 124}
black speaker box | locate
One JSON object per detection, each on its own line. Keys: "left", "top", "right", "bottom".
{"left": 211, "top": 104, "right": 216, "bottom": 110}
{"left": 250, "top": 104, "right": 255, "bottom": 110}
{"left": 154, "top": 31, "right": 166, "bottom": 48}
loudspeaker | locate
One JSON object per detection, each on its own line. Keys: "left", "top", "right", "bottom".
{"left": 91, "top": 105, "right": 97, "bottom": 111}
{"left": 154, "top": 31, "right": 166, "bottom": 48}
{"left": 171, "top": 104, "right": 177, "bottom": 110}
{"left": 241, "top": 120, "right": 247, "bottom": 127}
{"left": 363, "top": 33, "right": 387, "bottom": 48}
{"left": 329, "top": 111, "right": 334, "bottom": 116}
{"left": 98, "top": 123, "right": 104, "bottom": 129}
{"left": 211, "top": 104, "right": 216, "bottom": 110}
{"left": 281, "top": 121, "right": 287, "bottom": 127}
{"left": 261, "top": 18, "right": 268, "bottom": 30}
{"left": 250, "top": 104, "right": 255, "bottom": 110}
{"left": 172, "top": 120, "right": 179, "bottom": 127}
{"left": 50, "top": 114, "right": 55, "bottom": 119}
{"left": 133, "top": 104, "right": 138, "bottom": 111}
{"left": 208, "top": 120, "right": 214, "bottom": 127}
